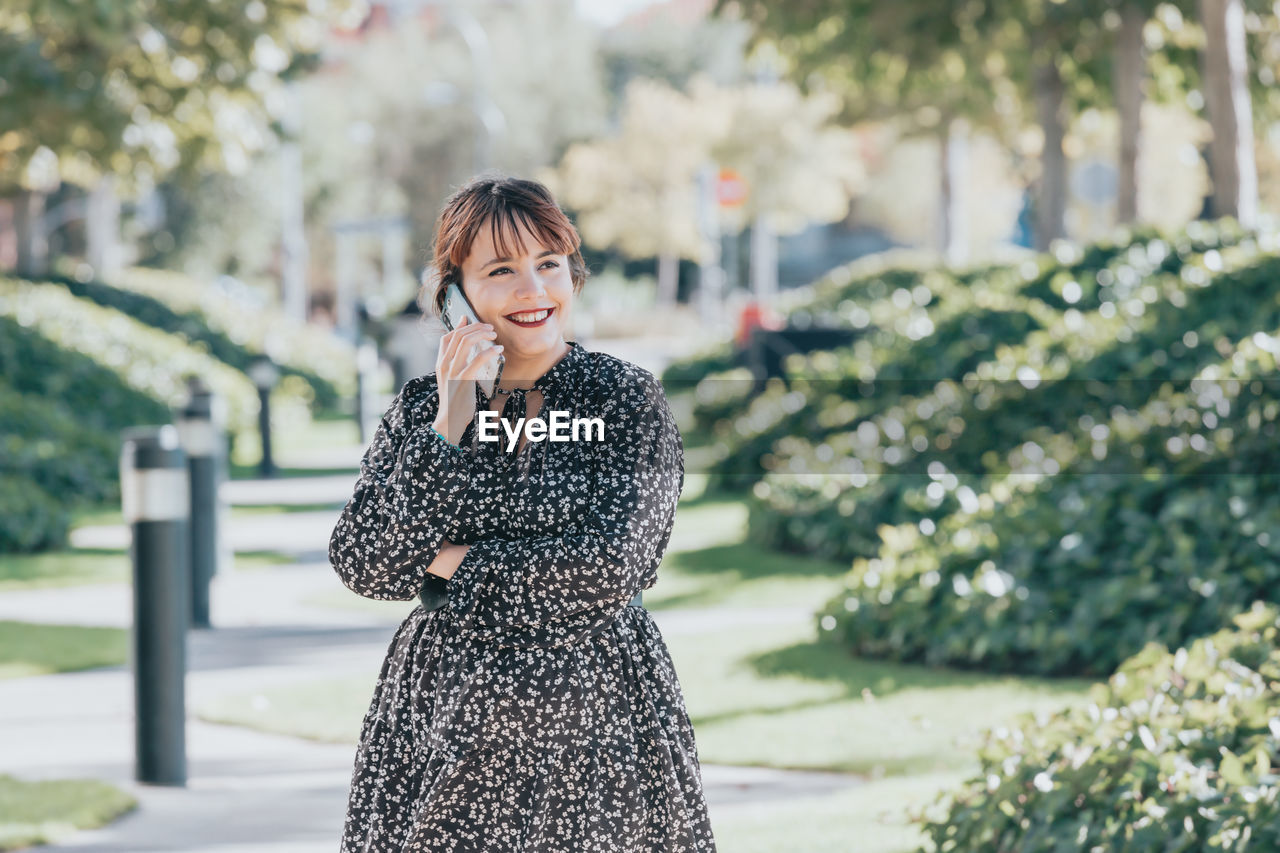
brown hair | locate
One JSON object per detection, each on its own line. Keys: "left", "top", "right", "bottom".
{"left": 422, "top": 174, "right": 589, "bottom": 319}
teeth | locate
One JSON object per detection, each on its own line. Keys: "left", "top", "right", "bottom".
{"left": 508, "top": 309, "right": 550, "bottom": 323}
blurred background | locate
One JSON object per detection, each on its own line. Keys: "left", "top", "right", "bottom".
{"left": 3, "top": 0, "right": 1280, "bottom": 850}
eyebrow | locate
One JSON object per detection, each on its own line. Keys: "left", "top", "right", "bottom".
{"left": 481, "top": 250, "right": 557, "bottom": 269}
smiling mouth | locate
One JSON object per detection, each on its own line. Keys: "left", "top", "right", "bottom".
{"left": 505, "top": 307, "right": 554, "bottom": 327}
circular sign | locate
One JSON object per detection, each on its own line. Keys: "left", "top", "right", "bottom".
{"left": 716, "top": 168, "right": 748, "bottom": 207}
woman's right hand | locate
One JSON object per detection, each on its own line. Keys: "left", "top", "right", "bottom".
{"left": 433, "top": 314, "right": 502, "bottom": 446}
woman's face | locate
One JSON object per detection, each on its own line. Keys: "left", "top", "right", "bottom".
{"left": 459, "top": 217, "right": 573, "bottom": 363}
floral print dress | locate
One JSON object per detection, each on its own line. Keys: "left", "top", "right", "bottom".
{"left": 328, "top": 340, "right": 717, "bottom": 852}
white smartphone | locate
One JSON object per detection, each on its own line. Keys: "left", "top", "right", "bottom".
{"left": 441, "top": 282, "right": 504, "bottom": 399}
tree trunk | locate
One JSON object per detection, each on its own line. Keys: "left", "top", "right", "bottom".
{"left": 1199, "top": 0, "right": 1258, "bottom": 227}
{"left": 1033, "top": 49, "right": 1068, "bottom": 250}
{"left": 655, "top": 252, "right": 678, "bottom": 307}
{"left": 1114, "top": 2, "right": 1146, "bottom": 224}
{"left": 937, "top": 118, "right": 969, "bottom": 265}
{"left": 13, "top": 190, "right": 48, "bottom": 277}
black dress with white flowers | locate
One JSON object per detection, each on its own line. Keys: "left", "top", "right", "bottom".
{"left": 329, "top": 340, "right": 717, "bottom": 852}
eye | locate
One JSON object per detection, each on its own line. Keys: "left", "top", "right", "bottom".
{"left": 540, "top": 260, "right": 559, "bottom": 269}
{"left": 488, "top": 266, "right": 512, "bottom": 276}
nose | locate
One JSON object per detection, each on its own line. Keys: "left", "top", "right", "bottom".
{"left": 512, "top": 266, "right": 547, "bottom": 300}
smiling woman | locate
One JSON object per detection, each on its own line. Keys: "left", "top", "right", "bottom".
{"left": 331, "top": 174, "right": 717, "bottom": 852}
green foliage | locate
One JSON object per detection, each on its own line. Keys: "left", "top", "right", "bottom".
{"left": 779, "top": 226, "right": 1280, "bottom": 677}
{"left": 0, "top": 0, "right": 331, "bottom": 188}
{"left": 0, "top": 312, "right": 167, "bottom": 552}
{"left": 0, "top": 275, "right": 313, "bottom": 435}
{"left": 0, "top": 383, "right": 118, "bottom": 550}
{"left": 0, "top": 312, "right": 170, "bottom": 431}
{"left": 44, "top": 270, "right": 341, "bottom": 412}
{"left": 113, "top": 266, "right": 356, "bottom": 401}
{"left": 0, "top": 273, "right": 330, "bottom": 553}
{"left": 918, "top": 602, "right": 1280, "bottom": 851}
{"left": 661, "top": 342, "right": 739, "bottom": 386}
{"left": 0, "top": 476, "right": 69, "bottom": 554}
{"left": 693, "top": 223, "right": 1247, "bottom": 498}
{"left": 0, "top": 774, "right": 136, "bottom": 851}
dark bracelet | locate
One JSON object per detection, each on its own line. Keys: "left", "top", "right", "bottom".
{"left": 419, "top": 571, "right": 450, "bottom": 611}
{"left": 429, "top": 424, "right": 462, "bottom": 451}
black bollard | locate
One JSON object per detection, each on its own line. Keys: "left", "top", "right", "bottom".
{"left": 248, "top": 357, "right": 278, "bottom": 478}
{"left": 120, "top": 425, "right": 190, "bottom": 787}
{"left": 177, "top": 378, "right": 222, "bottom": 630}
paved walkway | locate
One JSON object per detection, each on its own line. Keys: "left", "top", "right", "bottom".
{"left": 2, "top": 359, "right": 862, "bottom": 850}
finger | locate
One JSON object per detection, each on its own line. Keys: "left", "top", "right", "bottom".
{"left": 443, "top": 322, "right": 496, "bottom": 349}
{"left": 459, "top": 342, "right": 504, "bottom": 378}
{"left": 441, "top": 324, "right": 495, "bottom": 363}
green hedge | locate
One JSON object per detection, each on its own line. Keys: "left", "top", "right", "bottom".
{"left": 748, "top": 227, "right": 1268, "bottom": 564}
{"left": 0, "top": 315, "right": 172, "bottom": 552}
{"left": 43, "top": 271, "right": 342, "bottom": 412}
{"left": 695, "top": 222, "right": 1250, "bottom": 494}
{"left": 918, "top": 602, "right": 1280, "bottom": 851}
{"left": 0, "top": 476, "right": 70, "bottom": 553}
{"left": 816, "top": 319, "right": 1280, "bottom": 677}
{"left": 114, "top": 266, "right": 356, "bottom": 401}
{"left": 0, "top": 314, "right": 170, "bottom": 434}
{"left": 0, "top": 276, "right": 315, "bottom": 436}
{"left": 804, "top": 237, "right": 1280, "bottom": 676}
{"left": 0, "top": 384, "right": 119, "bottom": 504}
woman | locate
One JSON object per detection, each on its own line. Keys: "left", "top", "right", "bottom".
{"left": 329, "top": 175, "right": 717, "bottom": 852}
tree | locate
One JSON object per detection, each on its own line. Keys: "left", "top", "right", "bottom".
{"left": 717, "top": 0, "right": 1014, "bottom": 261}
{"left": 717, "top": 0, "right": 1192, "bottom": 250}
{"left": 549, "top": 78, "right": 726, "bottom": 306}
{"left": 549, "top": 75, "right": 864, "bottom": 306}
{"left": 0, "top": 0, "right": 333, "bottom": 274}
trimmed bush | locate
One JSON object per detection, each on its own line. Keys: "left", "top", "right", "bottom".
{"left": 918, "top": 602, "right": 1280, "bottom": 851}
{"left": 696, "top": 222, "right": 1251, "bottom": 493}
{"left": 43, "top": 271, "right": 342, "bottom": 412}
{"left": 0, "top": 476, "right": 70, "bottom": 553}
{"left": 816, "top": 321, "right": 1280, "bottom": 677}
{"left": 113, "top": 266, "right": 356, "bottom": 401}
{"left": 0, "top": 315, "right": 172, "bottom": 551}
{"left": 809, "top": 240, "right": 1280, "bottom": 676}
{"left": 0, "top": 276, "right": 313, "bottom": 436}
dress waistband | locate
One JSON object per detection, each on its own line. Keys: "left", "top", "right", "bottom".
{"left": 418, "top": 577, "right": 643, "bottom": 612}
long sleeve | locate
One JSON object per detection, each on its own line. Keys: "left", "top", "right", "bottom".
{"left": 329, "top": 377, "right": 472, "bottom": 600}
{"left": 446, "top": 371, "right": 683, "bottom": 638}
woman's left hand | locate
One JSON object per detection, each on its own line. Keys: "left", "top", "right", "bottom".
{"left": 426, "top": 540, "right": 470, "bottom": 580}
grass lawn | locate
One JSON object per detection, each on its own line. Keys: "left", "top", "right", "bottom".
{"left": 0, "top": 622, "right": 127, "bottom": 680}
{"left": 0, "top": 549, "right": 130, "bottom": 590}
{"left": 229, "top": 503, "right": 345, "bottom": 517}
{"left": 671, "top": 620, "right": 1091, "bottom": 777}
{"left": 0, "top": 775, "right": 137, "bottom": 851}
{"left": 0, "top": 546, "right": 300, "bottom": 589}
{"left": 709, "top": 770, "right": 968, "bottom": 853}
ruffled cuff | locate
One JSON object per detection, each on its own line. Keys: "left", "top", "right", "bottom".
{"left": 446, "top": 539, "right": 491, "bottom": 622}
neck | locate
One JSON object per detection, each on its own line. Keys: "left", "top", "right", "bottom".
{"left": 495, "top": 339, "right": 570, "bottom": 392}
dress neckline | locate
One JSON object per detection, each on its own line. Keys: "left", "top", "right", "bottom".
{"left": 489, "top": 339, "right": 586, "bottom": 399}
